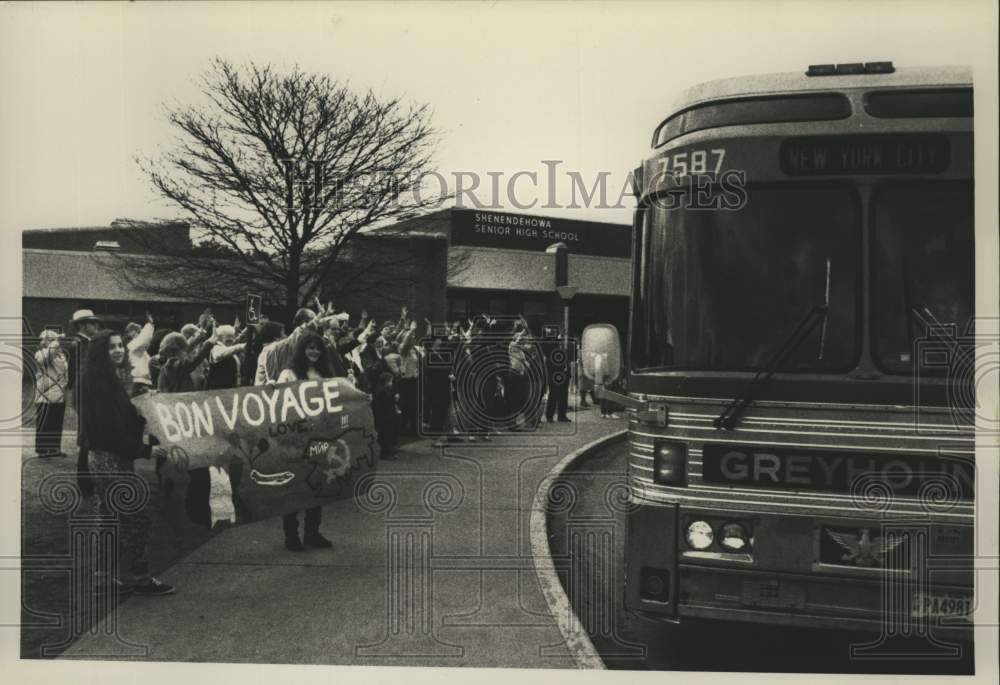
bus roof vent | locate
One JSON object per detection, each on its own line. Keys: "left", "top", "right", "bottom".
{"left": 807, "top": 61, "right": 895, "bottom": 76}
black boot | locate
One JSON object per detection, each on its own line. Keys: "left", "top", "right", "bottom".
{"left": 283, "top": 512, "right": 305, "bottom": 552}
{"left": 303, "top": 532, "right": 333, "bottom": 549}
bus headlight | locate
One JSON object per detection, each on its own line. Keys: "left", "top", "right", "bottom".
{"left": 719, "top": 522, "right": 750, "bottom": 552}
{"left": 685, "top": 520, "right": 714, "bottom": 550}
{"left": 653, "top": 442, "right": 687, "bottom": 485}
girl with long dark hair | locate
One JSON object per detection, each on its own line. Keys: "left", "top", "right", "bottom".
{"left": 81, "top": 331, "right": 173, "bottom": 595}
{"left": 275, "top": 332, "right": 335, "bottom": 552}
{"left": 278, "top": 331, "right": 333, "bottom": 383}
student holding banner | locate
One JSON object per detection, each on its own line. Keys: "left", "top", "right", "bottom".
{"left": 81, "top": 331, "right": 173, "bottom": 596}
{"left": 275, "top": 332, "right": 336, "bottom": 552}
{"left": 156, "top": 325, "right": 219, "bottom": 527}
{"left": 255, "top": 308, "right": 335, "bottom": 385}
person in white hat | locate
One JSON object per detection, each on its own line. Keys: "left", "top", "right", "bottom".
{"left": 67, "top": 309, "right": 102, "bottom": 494}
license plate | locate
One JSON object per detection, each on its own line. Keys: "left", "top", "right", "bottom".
{"left": 741, "top": 580, "right": 806, "bottom": 609}
{"left": 912, "top": 593, "right": 973, "bottom": 622}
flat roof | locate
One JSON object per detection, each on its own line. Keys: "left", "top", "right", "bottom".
{"left": 670, "top": 65, "right": 973, "bottom": 114}
{"left": 23, "top": 249, "right": 224, "bottom": 303}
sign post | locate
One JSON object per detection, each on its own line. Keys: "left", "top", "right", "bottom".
{"left": 245, "top": 293, "right": 263, "bottom": 325}
{"left": 556, "top": 285, "right": 578, "bottom": 351}
{"left": 547, "top": 241, "right": 577, "bottom": 351}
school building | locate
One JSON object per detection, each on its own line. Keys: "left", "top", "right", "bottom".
{"left": 21, "top": 209, "right": 632, "bottom": 342}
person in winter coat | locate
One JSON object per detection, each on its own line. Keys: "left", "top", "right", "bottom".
{"left": 205, "top": 324, "right": 247, "bottom": 390}
{"left": 156, "top": 326, "right": 215, "bottom": 394}
{"left": 146, "top": 327, "right": 173, "bottom": 389}
{"left": 275, "top": 332, "right": 336, "bottom": 552}
{"left": 155, "top": 325, "right": 218, "bottom": 528}
{"left": 33, "top": 329, "right": 69, "bottom": 458}
{"left": 66, "top": 309, "right": 102, "bottom": 495}
{"left": 81, "top": 331, "right": 173, "bottom": 595}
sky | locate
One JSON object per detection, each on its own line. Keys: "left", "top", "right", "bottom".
{"left": 0, "top": 0, "right": 996, "bottom": 231}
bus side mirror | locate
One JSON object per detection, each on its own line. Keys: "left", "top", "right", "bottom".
{"left": 581, "top": 324, "right": 622, "bottom": 386}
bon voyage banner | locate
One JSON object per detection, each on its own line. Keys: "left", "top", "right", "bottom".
{"left": 133, "top": 378, "right": 380, "bottom": 526}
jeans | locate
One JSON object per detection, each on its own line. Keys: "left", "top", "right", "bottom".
{"left": 34, "top": 402, "right": 65, "bottom": 456}
{"left": 89, "top": 449, "right": 151, "bottom": 585}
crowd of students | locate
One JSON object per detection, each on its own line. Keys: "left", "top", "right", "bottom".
{"left": 29, "top": 303, "right": 622, "bottom": 594}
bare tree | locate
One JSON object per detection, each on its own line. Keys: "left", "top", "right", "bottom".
{"left": 117, "top": 58, "right": 446, "bottom": 320}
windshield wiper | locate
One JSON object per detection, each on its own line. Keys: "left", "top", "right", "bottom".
{"left": 909, "top": 304, "right": 958, "bottom": 353}
{"left": 714, "top": 305, "right": 829, "bottom": 430}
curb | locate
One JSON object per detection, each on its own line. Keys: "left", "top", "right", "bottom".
{"left": 528, "top": 428, "right": 629, "bottom": 670}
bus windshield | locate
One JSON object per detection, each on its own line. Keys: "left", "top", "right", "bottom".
{"left": 635, "top": 184, "right": 861, "bottom": 372}
{"left": 871, "top": 183, "right": 974, "bottom": 374}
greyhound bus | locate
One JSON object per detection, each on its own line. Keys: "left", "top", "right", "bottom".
{"left": 583, "top": 62, "right": 975, "bottom": 640}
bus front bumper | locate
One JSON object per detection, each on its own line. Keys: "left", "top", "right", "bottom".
{"left": 625, "top": 501, "right": 975, "bottom": 638}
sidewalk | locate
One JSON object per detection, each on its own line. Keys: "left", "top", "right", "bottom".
{"left": 60, "top": 409, "right": 623, "bottom": 667}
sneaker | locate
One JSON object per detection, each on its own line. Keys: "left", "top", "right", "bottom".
{"left": 303, "top": 533, "right": 333, "bottom": 549}
{"left": 285, "top": 535, "right": 306, "bottom": 553}
{"left": 610, "top": 413, "right": 623, "bottom": 419}
{"left": 131, "top": 578, "right": 175, "bottom": 596}
{"left": 557, "top": 417, "right": 572, "bottom": 423}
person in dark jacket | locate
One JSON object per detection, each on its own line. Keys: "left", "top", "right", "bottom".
{"left": 146, "top": 327, "right": 173, "bottom": 389}
{"left": 81, "top": 331, "right": 173, "bottom": 595}
{"left": 427, "top": 329, "right": 460, "bottom": 446}
{"left": 356, "top": 322, "right": 398, "bottom": 456}
{"left": 66, "top": 309, "right": 102, "bottom": 495}
{"left": 156, "top": 327, "right": 216, "bottom": 528}
{"left": 156, "top": 328, "right": 215, "bottom": 393}
{"left": 205, "top": 324, "right": 247, "bottom": 390}
{"left": 321, "top": 319, "right": 350, "bottom": 379}
{"left": 543, "top": 332, "right": 573, "bottom": 423}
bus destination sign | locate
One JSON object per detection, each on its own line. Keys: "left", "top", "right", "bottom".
{"left": 781, "top": 134, "right": 950, "bottom": 176}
